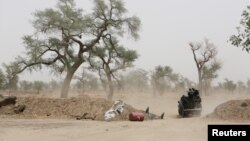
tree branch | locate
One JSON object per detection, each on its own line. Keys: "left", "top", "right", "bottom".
{"left": 16, "top": 56, "right": 61, "bottom": 74}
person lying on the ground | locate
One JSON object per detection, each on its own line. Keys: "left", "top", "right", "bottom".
{"left": 104, "top": 100, "right": 164, "bottom": 121}
{"left": 143, "top": 107, "right": 164, "bottom": 120}
{"left": 104, "top": 100, "right": 125, "bottom": 121}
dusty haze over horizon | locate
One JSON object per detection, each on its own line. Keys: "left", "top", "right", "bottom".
{"left": 0, "top": 0, "right": 250, "bottom": 84}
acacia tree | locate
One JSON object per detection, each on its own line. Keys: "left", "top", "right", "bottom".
{"left": 19, "top": 80, "right": 33, "bottom": 91}
{"left": 150, "top": 65, "right": 179, "bottom": 95}
{"left": 174, "top": 76, "right": 196, "bottom": 91}
{"left": 201, "top": 61, "right": 221, "bottom": 95}
{"left": 3, "top": 63, "right": 19, "bottom": 91}
{"left": 122, "top": 69, "right": 148, "bottom": 92}
{"left": 0, "top": 69, "right": 5, "bottom": 90}
{"left": 33, "top": 81, "right": 45, "bottom": 94}
{"left": 247, "top": 79, "right": 250, "bottom": 92}
{"left": 237, "top": 81, "right": 246, "bottom": 93}
{"left": 89, "top": 38, "right": 138, "bottom": 99}
{"left": 14, "top": 0, "right": 140, "bottom": 98}
{"left": 48, "top": 79, "right": 60, "bottom": 90}
{"left": 222, "top": 79, "right": 237, "bottom": 93}
{"left": 73, "top": 69, "right": 98, "bottom": 93}
{"left": 189, "top": 39, "right": 218, "bottom": 95}
{"left": 230, "top": 6, "right": 250, "bottom": 52}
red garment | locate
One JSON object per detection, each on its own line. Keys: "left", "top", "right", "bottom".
{"left": 129, "top": 112, "right": 144, "bottom": 121}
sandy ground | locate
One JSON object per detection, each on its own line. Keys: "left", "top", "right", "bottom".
{"left": 0, "top": 92, "right": 249, "bottom": 141}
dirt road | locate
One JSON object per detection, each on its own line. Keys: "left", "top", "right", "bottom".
{"left": 0, "top": 118, "right": 242, "bottom": 141}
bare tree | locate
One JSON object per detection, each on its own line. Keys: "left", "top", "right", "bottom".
{"left": 189, "top": 39, "right": 218, "bottom": 95}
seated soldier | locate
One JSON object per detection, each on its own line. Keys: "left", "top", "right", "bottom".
{"left": 181, "top": 88, "right": 200, "bottom": 109}
{"left": 192, "top": 88, "right": 201, "bottom": 103}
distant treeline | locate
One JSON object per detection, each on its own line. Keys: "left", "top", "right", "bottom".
{"left": 1, "top": 66, "right": 250, "bottom": 95}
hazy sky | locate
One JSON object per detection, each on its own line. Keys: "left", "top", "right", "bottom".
{"left": 0, "top": 0, "right": 250, "bottom": 84}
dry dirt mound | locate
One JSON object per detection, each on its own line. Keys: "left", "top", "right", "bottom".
{"left": 0, "top": 95, "right": 138, "bottom": 121}
{"left": 206, "top": 99, "right": 250, "bottom": 121}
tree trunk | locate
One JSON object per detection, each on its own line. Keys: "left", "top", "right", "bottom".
{"left": 198, "top": 70, "right": 203, "bottom": 95}
{"left": 61, "top": 72, "right": 74, "bottom": 98}
{"left": 203, "top": 80, "right": 210, "bottom": 96}
{"left": 103, "top": 65, "right": 114, "bottom": 100}
{"left": 60, "top": 61, "right": 82, "bottom": 98}
{"left": 107, "top": 72, "right": 114, "bottom": 100}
